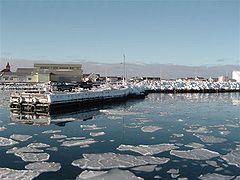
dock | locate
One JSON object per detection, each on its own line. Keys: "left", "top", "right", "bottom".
{"left": 10, "top": 86, "right": 146, "bottom": 114}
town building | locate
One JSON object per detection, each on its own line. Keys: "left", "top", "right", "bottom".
{"left": 0, "top": 63, "right": 83, "bottom": 83}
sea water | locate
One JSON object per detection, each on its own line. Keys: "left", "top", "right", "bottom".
{"left": 0, "top": 91, "right": 239, "bottom": 179}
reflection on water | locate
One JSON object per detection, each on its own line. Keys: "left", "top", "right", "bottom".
{"left": 10, "top": 110, "right": 103, "bottom": 126}
{"left": 0, "top": 92, "right": 240, "bottom": 180}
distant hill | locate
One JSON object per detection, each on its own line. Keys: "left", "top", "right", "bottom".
{"left": 1, "top": 58, "right": 239, "bottom": 79}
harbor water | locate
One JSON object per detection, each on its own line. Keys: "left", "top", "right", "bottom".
{"left": 0, "top": 91, "right": 240, "bottom": 179}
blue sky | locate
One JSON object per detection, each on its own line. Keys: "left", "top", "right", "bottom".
{"left": 0, "top": 0, "right": 239, "bottom": 66}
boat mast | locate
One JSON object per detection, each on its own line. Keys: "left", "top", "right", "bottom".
{"left": 123, "top": 54, "right": 126, "bottom": 86}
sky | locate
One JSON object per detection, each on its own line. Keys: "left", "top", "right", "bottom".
{"left": 0, "top": 0, "right": 239, "bottom": 66}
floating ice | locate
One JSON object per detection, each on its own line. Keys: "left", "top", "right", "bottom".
{"left": 194, "top": 134, "right": 227, "bottom": 144}
{"left": 15, "top": 152, "right": 50, "bottom": 162}
{"left": 170, "top": 148, "right": 220, "bottom": 160}
{"left": 184, "top": 142, "right": 205, "bottom": 149}
{"left": 66, "top": 137, "right": 86, "bottom": 140}
{"left": 235, "top": 176, "right": 240, "bottom": 180}
{"left": 221, "top": 149, "right": 240, "bottom": 167}
{"left": 76, "top": 170, "right": 107, "bottom": 179}
{"left": 198, "top": 173, "right": 234, "bottom": 180}
{"left": 10, "top": 134, "right": 32, "bottom": 142}
{"left": 72, "top": 152, "right": 170, "bottom": 170}
{"left": 219, "top": 131, "right": 231, "bottom": 136}
{"left": 76, "top": 169, "right": 143, "bottom": 180}
{"left": 42, "top": 129, "right": 61, "bottom": 134}
{"left": 141, "top": 126, "right": 162, "bottom": 133}
{"left": 61, "top": 139, "right": 97, "bottom": 147}
{"left": 0, "top": 126, "right": 6, "bottom": 131}
{"left": 7, "top": 147, "right": 43, "bottom": 154}
{"left": 0, "top": 167, "right": 40, "bottom": 180}
{"left": 46, "top": 147, "right": 58, "bottom": 152}
{"left": 172, "top": 133, "right": 184, "bottom": 138}
{"left": 206, "top": 161, "right": 220, "bottom": 168}
{"left": 27, "top": 143, "right": 50, "bottom": 148}
{"left": 50, "top": 134, "right": 67, "bottom": 139}
{"left": 80, "top": 124, "right": 106, "bottom": 131}
{"left": 167, "top": 168, "right": 179, "bottom": 174}
{"left": 100, "top": 109, "right": 141, "bottom": 116}
{"left": 185, "top": 126, "right": 211, "bottom": 134}
{"left": 0, "top": 137, "right": 18, "bottom": 146}
{"left": 131, "top": 165, "right": 157, "bottom": 172}
{"left": 25, "top": 162, "right": 61, "bottom": 172}
{"left": 90, "top": 132, "right": 105, "bottom": 137}
{"left": 117, "top": 144, "right": 178, "bottom": 155}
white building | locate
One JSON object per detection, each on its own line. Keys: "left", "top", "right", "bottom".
{"left": 232, "top": 71, "right": 240, "bottom": 82}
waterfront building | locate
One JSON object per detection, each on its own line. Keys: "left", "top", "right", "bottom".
{"left": 0, "top": 63, "right": 83, "bottom": 83}
{"left": 34, "top": 64, "right": 83, "bottom": 82}
{"left": 232, "top": 71, "right": 240, "bottom": 82}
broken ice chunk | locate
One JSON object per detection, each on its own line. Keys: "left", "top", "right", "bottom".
{"left": 61, "top": 139, "right": 97, "bottom": 147}
{"left": 15, "top": 152, "right": 50, "bottom": 162}
{"left": 10, "top": 134, "right": 32, "bottom": 142}
{"left": 27, "top": 143, "right": 50, "bottom": 148}
{"left": 90, "top": 132, "right": 105, "bottom": 137}
{"left": 221, "top": 149, "right": 240, "bottom": 168}
{"left": 117, "top": 144, "right": 178, "bottom": 156}
{"left": 76, "top": 169, "right": 143, "bottom": 180}
{"left": 0, "top": 137, "right": 18, "bottom": 146}
{"left": 50, "top": 134, "right": 67, "bottom": 139}
{"left": 170, "top": 148, "right": 219, "bottom": 160}
{"left": 198, "top": 173, "right": 234, "bottom": 180}
{"left": 72, "top": 152, "right": 169, "bottom": 170}
{"left": 7, "top": 147, "right": 43, "bottom": 154}
{"left": 193, "top": 134, "right": 227, "bottom": 144}
{"left": 141, "top": 126, "right": 162, "bottom": 133}
{"left": 25, "top": 162, "right": 61, "bottom": 172}
{"left": 0, "top": 168, "right": 40, "bottom": 180}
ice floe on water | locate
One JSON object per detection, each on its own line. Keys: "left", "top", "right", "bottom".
{"left": 72, "top": 152, "right": 170, "bottom": 170}
{"left": 198, "top": 173, "right": 234, "bottom": 180}
{"left": 131, "top": 165, "right": 157, "bottom": 172}
{"left": 0, "top": 126, "right": 6, "bottom": 131}
{"left": 15, "top": 152, "right": 50, "bottom": 162}
{"left": 185, "top": 126, "right": 211, "bottom": 134}
{"left": 193, "top": 134, "right": 227, "bottom": 144}
{"left": 172, "top": 133, "right": 184, "bottom": 138}
{"left": 7, "top": 147, "right": 43, "bottom": 154}
{"left": 10, "top": 134, "right": 32, "bottom": 142}
{"left": 141, "top": 126, "right": 162, "bottom": 133}
{"left": 170, "top": 148, "right": 219, "bottom": 160}
{"left": 25, "top": 162, "right": 61, "bottom": 172}
{"left": 42, "top": 129, "right": 62, "bottom": 134}
{"left": 205, "top": 160, "right": 220, "bottom": 168}
{"left": 221, "top": 149, "right": 240, "bottom": 168}
{"left": 117, "top": 144, "right": 178, "bottom": 155}
{"left": 90, "top": 132, "right": 105, "bottom": 137}
{"left": 80, "top": 124, "right": 106, "bottom": 131}
{"left": 66, "top": 137, "right": 86, "bottom": 140}
{"left": 46, "top": 147, "right": 58, "bottom": 152}
{"left": 76, "top": 169, "right": 143, "bottom": 180}
{"left": 61, "top": 138, "right": 97, "bottom": 147}
{"left": 184, "top": 142, "right": 205, "bottom": 149}
{"left": 50, "top": 134, "right": 67, "bottom": 139}
{"left": 27, "top": 143, "right": 50, "bottom": 148}
{"left": 0, "top": 137, "right": 18, "bottom": 146}
{"left": 0, "top": 168, "right": 40, "bottom": 180}
{"left": 100, "top": 109, "right": 141, "bottom": 116}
